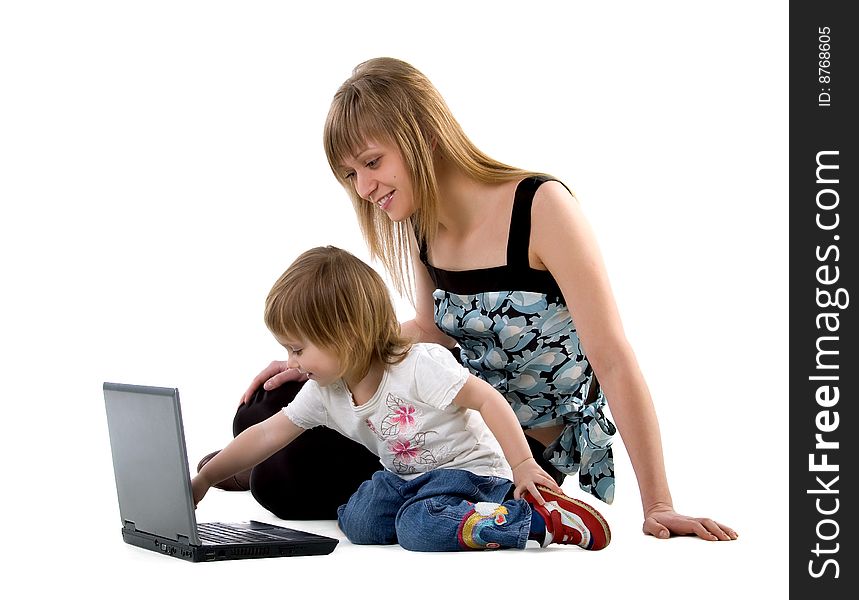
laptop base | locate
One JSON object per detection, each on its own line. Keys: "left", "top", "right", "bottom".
{"left": 122, "top": 521, "right": 338, "bottom": 562}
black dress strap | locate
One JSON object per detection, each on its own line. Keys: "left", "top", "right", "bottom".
{"left": 506, "top": 176, "right": 561, "bottom": 269}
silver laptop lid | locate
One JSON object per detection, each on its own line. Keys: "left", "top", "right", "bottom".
{"left": 103, "top": 382, "right": 202, "bottom": 545}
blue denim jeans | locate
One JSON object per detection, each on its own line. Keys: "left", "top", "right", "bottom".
{"left": 337, "top": 469, "right": 532, "bottom": 552}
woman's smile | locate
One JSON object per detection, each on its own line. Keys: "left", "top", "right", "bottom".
{"left": 377, "top": 190, "right": 395, "bottom": 211}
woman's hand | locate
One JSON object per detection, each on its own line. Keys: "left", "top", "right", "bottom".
{"left": 643, "top": 504, "right": 738, "bottom": 541}
{"left": 511, "top": 457, "right": 564, "bottom": 505}
{"left": 239, "top": 361, "right": 308, "bottom": 404}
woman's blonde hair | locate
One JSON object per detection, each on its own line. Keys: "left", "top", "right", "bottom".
{"left": 264, "top": 246, "right": 410, "bottom": 382}
{"left": 323, "top": 57, "right": 547, "bottom": 297}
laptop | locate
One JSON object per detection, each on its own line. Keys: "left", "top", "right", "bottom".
{"left": 103, "top": 382, "right": 339, "bottom": 562}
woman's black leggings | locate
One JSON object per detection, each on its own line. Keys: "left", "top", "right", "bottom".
{"left": 234, "top": 359, "right": 566, "bottom": 520}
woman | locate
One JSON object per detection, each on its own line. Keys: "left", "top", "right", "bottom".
{"left": 203, "top": 57, "right": 736, "bottom": 541}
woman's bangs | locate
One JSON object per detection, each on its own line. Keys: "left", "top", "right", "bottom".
{"left": 325, "top": 94, "right": 388, "bottom": 178}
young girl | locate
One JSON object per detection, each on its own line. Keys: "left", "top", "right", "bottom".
{"left": 192, "top": 246, "right": 611, "bottom": 552}
{"left": 222, "top": 57, "right": 736, "bottom": 542}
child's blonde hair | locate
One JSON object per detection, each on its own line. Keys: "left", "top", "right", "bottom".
{"left": 323, "top": 57, "right": 547, "bottom": 297}
{"left": 264, "top": 246, "right": 410, "bottom": 382}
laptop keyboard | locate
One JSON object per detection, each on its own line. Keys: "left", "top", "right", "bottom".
{"left": 198, "top": 522, "right": 292, "bottom": 544}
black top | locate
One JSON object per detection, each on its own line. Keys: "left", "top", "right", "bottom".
{"left": 418, "top": 176, "right": 568, "bottom": 299}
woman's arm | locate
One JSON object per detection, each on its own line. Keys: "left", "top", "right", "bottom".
{"left": 192, "top": 411, "right": 304, "bottom": 506}
{"left": 453, "top": 375, "right": 563, "bottom": 503}
{"left": 530, "top": 181, "right": 736, "bottom": 541}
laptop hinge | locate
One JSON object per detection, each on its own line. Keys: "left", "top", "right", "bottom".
{"left": 123, "top": 520, "right": 137, "bottom": 532}
{"left": 177, "top": 534, "right": 190, "bottom": 544}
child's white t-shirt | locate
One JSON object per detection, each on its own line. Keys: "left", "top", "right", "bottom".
{"left": 283, "top": 343, "right": 513, "bottom": 481}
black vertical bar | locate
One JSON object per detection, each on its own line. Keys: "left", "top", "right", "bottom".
{"left": 790, "top": 2, "right": 856, "bottom": 596}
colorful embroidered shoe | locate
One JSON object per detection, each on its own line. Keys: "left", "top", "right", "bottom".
{"left": 524, "top": 485, "right": 611, "bottom": 550}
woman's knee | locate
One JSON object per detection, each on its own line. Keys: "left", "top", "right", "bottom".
{"left": 233, "top": 380, "right": 305, "bottom": 435}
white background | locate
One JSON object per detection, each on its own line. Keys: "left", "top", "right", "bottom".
{"left": 1, "top": 1, "right": 787, "bottom": 596}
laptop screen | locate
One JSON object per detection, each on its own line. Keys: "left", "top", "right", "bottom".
{"left": 104, "top": 383, "right": 201, "bottom": 545}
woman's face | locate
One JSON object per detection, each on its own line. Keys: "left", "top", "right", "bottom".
{"left": 339, "top": 139, "right": 415, "bottom": 222}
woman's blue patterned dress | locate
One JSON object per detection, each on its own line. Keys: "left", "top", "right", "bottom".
{"left": 419, "top": 176, "right": 616, "bottom": 503}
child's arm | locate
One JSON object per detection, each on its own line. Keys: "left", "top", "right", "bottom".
{"left": 191, "top": 411, "right": 304, "bottom": 507}
{"left": 453, "top": 375, "right": 563, "bottom": 504}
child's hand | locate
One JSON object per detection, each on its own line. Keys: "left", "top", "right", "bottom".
{"left": 511, "top": 457, "right": 564, "bottom": 504}
{"left": 191, "top": 474, "right": 211, "bottom": 509}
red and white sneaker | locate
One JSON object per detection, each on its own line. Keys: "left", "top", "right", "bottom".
{"left": 524, "top": 485, "right": 611, "bottom": 551}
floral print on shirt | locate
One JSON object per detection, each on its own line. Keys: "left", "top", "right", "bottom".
{"left": 366, "top": 393, "right": 439, "bottom": 475}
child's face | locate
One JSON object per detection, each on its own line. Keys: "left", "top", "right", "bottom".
{"left": 275, "top": 334, "right": 342, "bottom": 386}
{"left": 339, "top": 138, "right": 415, "bottom": 223}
